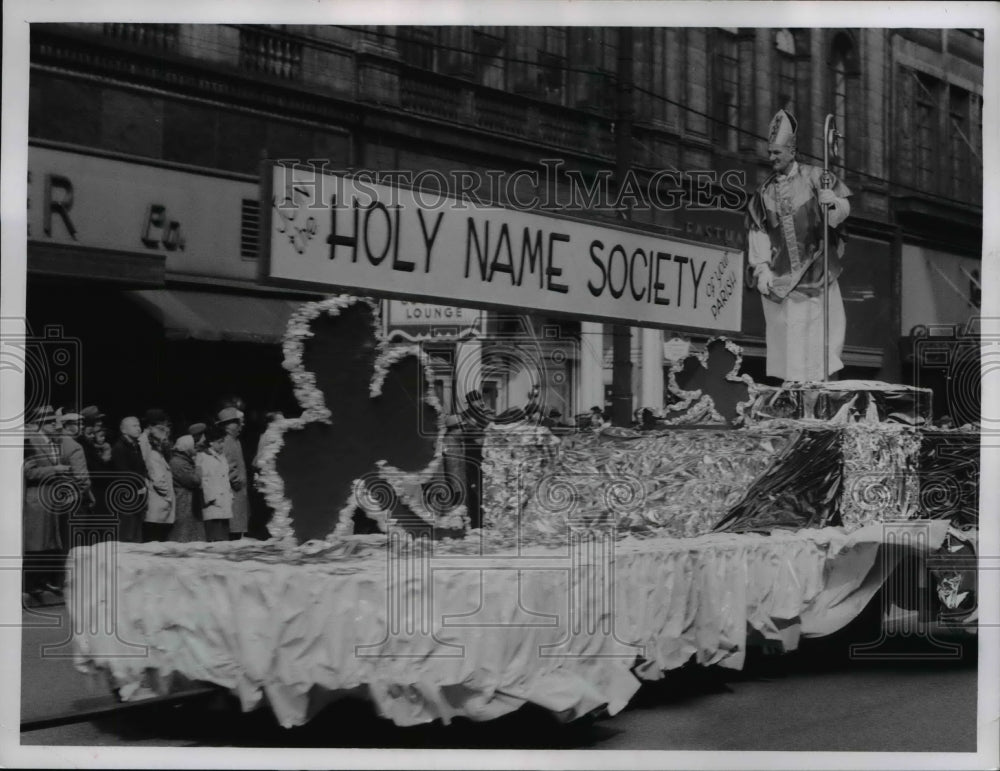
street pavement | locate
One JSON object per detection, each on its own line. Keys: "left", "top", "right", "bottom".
{"left": 20, "top": 603, "right": 979, "bottom": 751}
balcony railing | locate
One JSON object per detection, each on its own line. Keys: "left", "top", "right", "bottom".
{"left": 400, "top": 72, "right": 462, "bottom": 121}
{"left": 102, "top": 23, "right": 179, "bottom": 52}
{"left": 239, "top": 27, "right": 303, "bottom": 81}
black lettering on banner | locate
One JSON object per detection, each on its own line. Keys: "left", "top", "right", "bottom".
{"left": 490, "top": 223, "right": 516, "bottom": 282}
{"left": 364, "top": 202, "right": 392, "bottom": 266}
{"left": 327, "top": 194, "right": 358, "bottom": 260}
{"left": 391, "top": 205, "right": 415, "bottom": 272}
{"left": 546, "top": 232, "right": 570, "bottom": 294}
{"left": 673, "top": 255, "right": 689, "bottom": 306}
{"left": 417, "top": 209, "right": 444, "bottom": 273}
{"left": 350, "top": 203, "right": 360, "bottom": 262}
{"left": 711, "top": 269, "right": 738, "bottom": 318}
{"left": 519, "top": 227, "right": 545, "bottom": 288}
{"left": 629, "top": 248, "right": 648, "bottom": 301}
{"left": 689, "top": 258, "right": 707, "bottom": 309}
{"left": 653, "top": 252, "right": 671, "bottom": 306}
{"left": 466, "top": 218, "right": 490, "bottom": 280}
{"left": 647, "top": 245, "right": 656, "bottom": 303}
{"left": 607, "top": 245, "right": 628, "bottom": 299}
{"left": 587, "top": 240, "right": 607, "bottom": 297}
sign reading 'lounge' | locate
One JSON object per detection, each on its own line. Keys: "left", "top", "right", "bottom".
{"left": 262, "top": 164, "right": 743, "bottom": 332}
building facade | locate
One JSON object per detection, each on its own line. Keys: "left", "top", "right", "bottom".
{"left": 27, "top": 24, "right": 984, "bottom": 422}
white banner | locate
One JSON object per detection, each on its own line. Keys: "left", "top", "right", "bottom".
{"left": 264, "top": 165, "right": 743, "bottom": 332}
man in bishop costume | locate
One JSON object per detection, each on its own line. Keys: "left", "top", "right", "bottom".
{"left": 746, "top": 109, "right": 852, "bottom": 382}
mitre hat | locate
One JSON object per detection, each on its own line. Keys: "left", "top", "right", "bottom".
{"left": 767, "top": 109, "right": 798, "bottom": 150}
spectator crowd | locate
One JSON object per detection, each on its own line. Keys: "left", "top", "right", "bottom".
{"left": 21, "top": 396, "right": 283, "bottom": 605}
{"left": 22, "top": 384, "right": 642, "bottom": 605}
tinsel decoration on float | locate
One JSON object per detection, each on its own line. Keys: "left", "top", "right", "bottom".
{"left": 257, "top": 296, "right": 467, "bottom": 546}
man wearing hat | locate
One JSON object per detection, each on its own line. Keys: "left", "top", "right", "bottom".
{"left": 457, "top": 390, "right": 494, "bottom": 529}
{"left": 216, "top": 407, "right": 249, "bottom": 539}
{"left": 56, "top": 411, "right": 94, "bottom": 519}
{"left": 138, "top": 408, "right": 172, "bottom": 466}
{"left": 22, "top": 406, "right": 71, "bottom": 599}
{"left": 110, "top": 416, "right": 148, "bottom": 543}
{"left": 80, "top": 406, "right": 112, "bottom": 519}
{"left": 746, "top": 108, "right": 852, "bottom": 383}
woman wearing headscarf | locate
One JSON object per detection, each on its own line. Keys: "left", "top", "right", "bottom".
{"left": 169, "top": 434, "right": 205, "bottom": 542}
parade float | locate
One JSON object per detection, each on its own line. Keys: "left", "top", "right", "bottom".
{"left": 68, "top": 296, "right": 979, "bottom": 729}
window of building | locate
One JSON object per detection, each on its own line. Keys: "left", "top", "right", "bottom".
{"left": 913, "top": 73, "right": 940, "bottom": 192}
{"left": 949, "top": 88, "right": 971, "bottom": 199}
{"left": 570, "top": 28, "right": 616, "bottom": 113}
{"left": 713, "top": 30, "right": 740, "bottom": 152}
{"left": 649, "top": 29, "right": 668, "bottom": 125}
{"left": 829, "top": 33, "right": 857, "bottom": 173}
{"left": 397, "top": 26, "right": 437, "bottom": 70}
{"left": 538, "top": 27, "right": 567, "bottom": 103}
{"left": 775, "top": 29, "right": 796, "bottom": 112}
{"left": 473, "top": 28, "right": 506, "bottom": 90}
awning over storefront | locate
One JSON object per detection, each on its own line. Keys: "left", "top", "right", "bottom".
{"left": 29, "top": 242, "right": 166, "bottom": 286}
{"left": 125, "top": 290, "right": 305, "bottom": 344}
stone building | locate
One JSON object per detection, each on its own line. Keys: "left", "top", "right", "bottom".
{"left": 26, "top": 25, "right": 983, "bottom": 420}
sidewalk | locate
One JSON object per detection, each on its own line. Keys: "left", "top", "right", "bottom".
{"left": 20, "top": 602, "right": 119, "bottom": 725}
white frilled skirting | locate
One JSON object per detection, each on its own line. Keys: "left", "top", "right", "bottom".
{"left": 68, "top": 521, "right": 947, "bottom": 728}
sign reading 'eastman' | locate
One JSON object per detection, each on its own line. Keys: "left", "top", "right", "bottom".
{"left": 263, "top": 164, "right": 743, "bottom": 333}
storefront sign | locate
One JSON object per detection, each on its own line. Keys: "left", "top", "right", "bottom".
{"left": 263, "top": 165, "right": 744, "bottom": 333}
{"left": 383, "top": 300, "right": 481, "bottom": 342}
{"left": 27, "top": 146, "right": 257, "bottom": 280}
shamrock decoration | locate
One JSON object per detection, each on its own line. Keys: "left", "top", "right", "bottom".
{"left": 258, "top": 296, "right": 458, "bottom": 545}
{"left": 666, "top": 338, "right": 752, "bottom": 426}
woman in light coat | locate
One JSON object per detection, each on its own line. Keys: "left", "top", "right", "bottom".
{"left": 197, "top": 425, "right": 233, "bottom": 542}
{"left": 143, "top": 426, "right": 175, "bottom": 542}
{"left": 169, "top": 435, "right": 205, "bottom": 542}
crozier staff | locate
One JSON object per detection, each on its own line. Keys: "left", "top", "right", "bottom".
{"left": 746, "top": 109, "right": 852, "bottom": 383}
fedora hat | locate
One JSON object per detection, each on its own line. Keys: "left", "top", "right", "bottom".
{"left": 80, "top": 405, "right": 106, "bottom": 423}
{"left": 215, "top": 407, "right": 242, "bottom": 425}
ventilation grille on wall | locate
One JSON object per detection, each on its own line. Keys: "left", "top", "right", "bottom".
{"left": 240, "top": 198, "right": 260, "bottom": 260}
